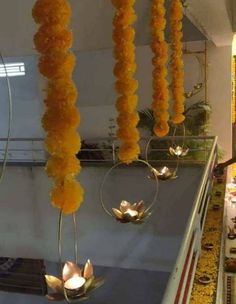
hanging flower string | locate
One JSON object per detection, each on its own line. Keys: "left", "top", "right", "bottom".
{"left": 170, "top": 0, "right": 185, "bottom": 124}
{"left": 33, "top": 0, "right": 84, "bottom": 214}
{"left": 112, "top": 0, "right": 140, "bottom": 163}
{"left": 151, "top": 0, "right": 169, "bottom": 137}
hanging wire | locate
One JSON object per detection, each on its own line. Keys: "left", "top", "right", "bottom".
{"left": 58, "top": 210, "right": 79, "bottom": 303}
{"left": 0, "top": 52, "right": 13, "bottom": 183}
{"left": 100, "top": 159, "right": 159, "bottom": 218}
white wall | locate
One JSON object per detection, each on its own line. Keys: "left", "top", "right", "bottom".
{"left": 207, "top": 42, "right": 232, "bottom": 160}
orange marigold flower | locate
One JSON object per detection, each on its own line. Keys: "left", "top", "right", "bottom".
{"left": 115, "top": 78, "right": 138, "bottom": 95}
{"left": 51, "top": 178, "right": 84, "bottom": 214}
{"left": 153, "top": 121, "right": 170, "bottom": 137}
{"left": 117, "top": 112, "right": 140, "bottom": 127}
{"left": 42, "top": 105, "right": 80, "bottom": 132}
{"left": 113, "top": 27, "right": 135, "bottom": 44}
{"left": 45, "top": 78, "right": 78, "bottom": 106}
{"left": 151, "top": 0, "right": 169, "bottom": 135}
{"left": 34, "top": 24, "right": 73, "bottom": 54}
{"left": 172, "top": 114, "right": 185, "bottom": 124}
{"left": 38, "top": 51, "right": 76, "bottom": 79}
{"left": 118, "top": 142, "right": 140, "bottom": 164}
{"left": 46, "top": 130, "right": 81, "bottom": 157}
{"left": 113, "top": 7, "right": 136, "bottom": 27}
{"left": 46, "top": 155, "right": 81, "bottom": 179}
{"left": 117, "top": 127, "right": 140, "bottom": 142}
{"left": 170, "top": 0, "right": 185, "bottom": 124}
{"left": 32, "top": 0, "right": 71, "bottom": 25}
{"left": 116, "top": 95, "right": 138, "bottom": 113}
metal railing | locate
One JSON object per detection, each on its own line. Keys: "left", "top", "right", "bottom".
{"left": 161, "top": 136, "right": 218, "bottom": 304}
{"left": 0, "top": 136, "right": 216, "bottom": 166}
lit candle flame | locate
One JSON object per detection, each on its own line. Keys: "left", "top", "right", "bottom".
{"left": 64, "top": 275, "right": 86, "bottom": 290}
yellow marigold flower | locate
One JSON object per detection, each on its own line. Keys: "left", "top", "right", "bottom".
{"left": 117, "top": 127, "right": 140, "bottom": 142}
{"left": 116, "top": 95, "right": 138, "bottom": 113}
{"left": 38, "top": 51, "right": 76, "bottom": 79}
{"left": 118, "top": 142, "right": 140, "bottom": 164}
{"left": 113, "top": 62, "right": 137, "bottom": 79}
{"left": 51, "top": 178, "right": 84, "bottom": 214}
{"left": 45, "top": 78, "right": 78, "bottom": 107}
{"left": 46, "top": 130, "right": 81, "bottom": 157}
{"left": 34, "top": 24, "right": 73, "bottom": 54}
{"left": 113, "top": 7, "right": 136, "bottom": 27}
{"left": 42, "top": 105, "right": 80, "bottom": 132}
{"left": 151, "top": 0, "right": 169, "bottom": 137}
{"left": 117, "top": 112, "right": 140, "bottom": 127}
{"left": 46, "top": 155, "right": 81, "bottom": 179}
{"left": 170, "top": 0, "right": 185, "bottom": 124}
{"left": 153, "top": 121, "right": 170, "bottom": 137}
{"left": 32, "top": 0, "right": 71, "bottom": 25}
{"left": 113, "top": 27, "right": 135, "bottom": 44}
{"left": 115, "top": 78, "right": 138, "bottom": 95}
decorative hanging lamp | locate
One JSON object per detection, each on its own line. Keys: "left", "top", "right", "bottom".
{"left": 45, "top": 212, "right": 104, "bottom": 302}
{"left": 33, "top": 0, "right": 103, "bottom": 301}
{"left": 100, "top": 159, "right": 159, "bottom": 224}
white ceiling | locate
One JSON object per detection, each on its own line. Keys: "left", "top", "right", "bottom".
{"left": 0, "top": 0, "right": 233, "bottom": 57}
{"left": 185, "top": 0, "right": 234, "bottom": 46}
{"left": 0, "top": 0, "right": 203, "bottom": 57}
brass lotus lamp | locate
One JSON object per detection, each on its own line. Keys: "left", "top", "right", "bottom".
{"left": 45, "top": 212, "right": 104, "bottom": 302}
{"left": 169, "top": 146, "right": 189, "bottom": 157}
{"left": 150, "top": 166, "right": 177, "bottom": 181}
{"left": 100, "top": 160, "right": 159, "bottom": 224}
{"left": 112, "top": 200, "right": 151, "bottom": 224}
{"left": 46, "top": 260, "right": 104, "bottom": 301}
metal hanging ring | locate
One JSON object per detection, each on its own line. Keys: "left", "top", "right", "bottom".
{"left": 100, "top": 159, "right": 159, "bottom": 221}
{"left": 58, "top": 210, "right": 79, "bottom": 303}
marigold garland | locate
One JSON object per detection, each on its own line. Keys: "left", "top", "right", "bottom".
{"left": 33, "top": 0, "right": 84, "bottom": 214}
{"left": 112, "top": 0, "right": 140, "bottom": 163}
{"left": 151, "top": 0, "right": 170, "bottom": 137}
{"left": 170, "top": 0, "right": 185, "bottom": 124}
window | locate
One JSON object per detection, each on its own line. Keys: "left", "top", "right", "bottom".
{"left": 0, "top": 62, "right": 25, "bottom": 77}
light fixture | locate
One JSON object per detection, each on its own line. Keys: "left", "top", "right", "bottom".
{"left": 112, "top": 200, "right": 150, "bottom": 224}
{"left": 45, "top": 260, "right": 104, "bottom": 301}
{"left": 0, "top": 62, "right": 25, "bottom": 77}
{"left": 45, "top": 211, "right": 104, "bottom": 302}
{"left": 100, "top": 160, "right": 159, "bottom": 224}
{"left": 169, "top": 146, "right": 189, "bottom": 157}
{"left": 149, "top": 166, "right": 177, "bottom": 181}
{"left": 232, "top": 34, "right": 236, "bottom": 56}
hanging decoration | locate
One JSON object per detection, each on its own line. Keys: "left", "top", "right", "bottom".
{"left": 170, "top": 0, "right": 185, "bottom": 124}
{"left": 45, "top": 212, "right": 104, "bottom": 302}
{"left": 151, "top": 0, "right": 169, "bottom": 137}
{"left": 145, "top": 137, "right": 178, "bottom": 181}
{"left": 100, "top": 160, "right": 159, "bottom": 224}
{"left": 33, "top": 0, "right": 84, "bottom": 214}
{"left": 113, "top": 0, "right": 140, "bottom": 163}
{"left": 169, "top": 123, "right": 189, "bottom": 158}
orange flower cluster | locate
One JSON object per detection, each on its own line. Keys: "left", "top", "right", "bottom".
{"left": 112, "top": 0, "right": 140, "bottom": 163}
{"left": 151, "top": 0, "right": 169, "bottom": 137}
{"left": 170, "top": 0, "right": 185, "bottom": 124}
{"left": 33, "top": 0, "right": 84, "bottom": 214}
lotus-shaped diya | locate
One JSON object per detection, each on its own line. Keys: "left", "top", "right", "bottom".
{"left": 149, "top": 166, "right": 177, "bottom": 181}
{"left": 112, "top": 200, "right": 150, "bottom": 224}
{"left": 45, "top": 260, "right": 104, "bottom": 301}
{"left": 169, "top": 146, "right": 189, "bottom": 157}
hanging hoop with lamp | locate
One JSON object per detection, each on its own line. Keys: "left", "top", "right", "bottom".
{"left": 169, "top": 123, "right": 189, "bottom": 158}
{"left": 100, "top": 159, "right": 159, "bottom": 224}
{"left": 145, "top": 137, "right": 179, "bottom": 181}
{"left": 45, "top": 211, "right": 104, "bottom": 302}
